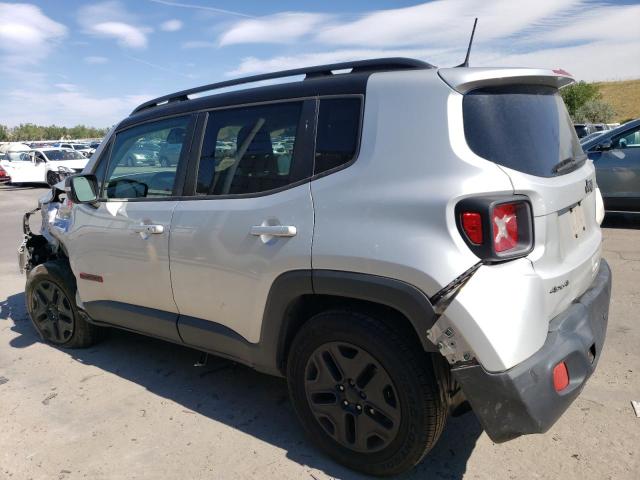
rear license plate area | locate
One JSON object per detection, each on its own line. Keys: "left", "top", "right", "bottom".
{"left": 569, "top": 202, "right": 587, "bottom": 239}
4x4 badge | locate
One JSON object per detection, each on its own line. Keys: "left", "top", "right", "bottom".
{"left": 549, "top": 280, "right": 569, "bottom": 294}
{"left": 585, "top": 178, "right": 594, "bottom": 194}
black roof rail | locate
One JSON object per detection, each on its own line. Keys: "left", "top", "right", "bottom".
{"left": 131, "top": 57, "right": 433, "bottom": 114}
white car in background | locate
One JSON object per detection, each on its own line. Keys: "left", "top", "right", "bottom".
{"left": 57, "top": 143, "right": 93, "bottom": 158}
{"left": 0, "top": 148, "right": 88, "bottom": 186}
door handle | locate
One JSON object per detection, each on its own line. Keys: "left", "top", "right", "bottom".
{"left": 250, "top": 225, "right": 297, "bottom": 237}
{"left": 130, "top": 224, "right": 165, "bottom": 234}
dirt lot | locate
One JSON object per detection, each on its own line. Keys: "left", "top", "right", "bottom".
{"left": 0, "top": 184, "right": 638, "bottom": 480}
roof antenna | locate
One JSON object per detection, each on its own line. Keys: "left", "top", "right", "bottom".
{"left": 456, "top": 18, "right": 478, "bottom": 68}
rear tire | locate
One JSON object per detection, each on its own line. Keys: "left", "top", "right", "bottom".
{"left": 287, "top": 310, "right": 447, "bottom": 476}
{"left": 26, "top": 260, "right": 102, "bottom": 348}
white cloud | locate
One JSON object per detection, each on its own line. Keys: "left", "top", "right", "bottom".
{"left": 219, "top": 12, "right": 329, "bottom": 46}
{"left": 4, "top": 87, "right": 153, "bottom": 127}
{"left": 315, "top": 0, "right": 584, "bottom": 47}
{"left": 160, "top": 19, "right": 183, "bottom": 32}
{"left": 78, "top": 1, "right": 129, "bottom": 22}
{"left": 89, "top": 21, "right": 149, "bottom": 49}
{"left": 54, "top": 83, "right": 77, "bottom": 92}
{"left": 80, "top": 2, "right": 150, "bottom": 49}
{"left": 84, "top": 56, "right": 109, "bottom": 64}
{"left": 0, "top": 3, "right": 67, "bottom": 62}
{"left": 539, "top": 4, "right": 640, "bottom": 43}
{"left": 222, "top": 1, "right": 640, "bottom": 82}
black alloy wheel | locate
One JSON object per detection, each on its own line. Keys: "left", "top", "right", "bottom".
{"left": 304, "top": 341, "right": 401, "bottom": 453}
{"left": 30, "top": 279, "right": 74, "bottom": 343}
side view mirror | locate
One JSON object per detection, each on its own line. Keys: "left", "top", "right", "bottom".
{"left": 66, "top": 174, "right": 99, "bottom": 204}
{"left": 595, "top": 140, "right": 612, "bottom": 151}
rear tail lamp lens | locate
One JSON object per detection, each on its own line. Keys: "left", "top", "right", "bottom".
{"left": 492, "top": 203, "right": 518, "bottom": 252}
{"left": 553, "top": 361, "right": 570, "bottom": 392}
{"left": 461, "top": 212, "right": 483, "bottom": 244}
{"left": 0, "top": 166, "right": 6, "bottom": 177}
{"left": 455, "top": 196, "right": 533, "bottom": 263}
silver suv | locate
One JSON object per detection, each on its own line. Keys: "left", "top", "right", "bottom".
{"left": 19, "top": 58, "right": 612, "bottom": 476}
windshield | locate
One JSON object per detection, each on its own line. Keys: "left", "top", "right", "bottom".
{"left": 72, "top": 144, "right": 89, "bottom": 150}
{"left": 463, "top": 85, "right": 585, "bottom": 177}
{"left": 45, "top": 150, "right": 86, "bottom": 161}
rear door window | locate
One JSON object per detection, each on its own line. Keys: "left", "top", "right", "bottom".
{"left": 314, "top": 97, "right": 361, "bottom": 175}
{"left": 196, "top": 102, "right": 304, "bottom": 196}
{"left": 463, "top": 85, "right": 585, "bottom": 177}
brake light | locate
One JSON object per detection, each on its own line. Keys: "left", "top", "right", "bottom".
{"left": 0, "top": 166, "right": 6, "bottom": 178}
{"left": 461, "top": 212, "right": 483, "bottom": 244}
{"left": 492, "top": 203, "right": 518, "bottom": 252}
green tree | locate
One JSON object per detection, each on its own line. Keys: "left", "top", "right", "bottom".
{"left": 0, "top": 124, "right": 9, "bottom": 141}
{"left": 574, "top": 99, "right": 616, "bottom": 123}
{"left": 560, "top": 81, "right": 600, "bottom": 118}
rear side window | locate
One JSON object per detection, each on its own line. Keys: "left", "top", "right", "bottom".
{"left": 196, "top": 102, "right": 303, "bottom": 196}
{"left": 314, "top": 98, "right": 361, "bottom": 175}
{"left": 463, "top": 85, "right": 584, "bottom": 177}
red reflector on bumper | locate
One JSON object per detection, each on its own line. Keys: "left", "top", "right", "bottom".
{"left": 553, "top": 362, "right": 570, "bottom": 392}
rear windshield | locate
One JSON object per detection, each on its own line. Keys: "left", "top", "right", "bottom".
{"left": 463, "top": 85, "right": 585, "bottom": 177}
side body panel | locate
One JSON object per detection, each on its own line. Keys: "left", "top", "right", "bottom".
{"left": 170, "top": 184, "right": 314, "bottom": 344}
{"left": 66, "top": 201, "right": 179, "bottom": 326}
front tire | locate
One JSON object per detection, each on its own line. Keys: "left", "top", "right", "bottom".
{"left": 26, "top": 261, "right": 102, "bottom": 348}
{"left": 287, "top": 310, "right": 447, "bottom": 476}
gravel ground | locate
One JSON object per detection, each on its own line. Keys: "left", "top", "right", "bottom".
{"left": 0, "top": 184, "right": 638, "bottom": 480}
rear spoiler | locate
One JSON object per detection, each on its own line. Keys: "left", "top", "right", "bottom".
{"left": 437, "top": 67, "right": 574, "bottom": 94}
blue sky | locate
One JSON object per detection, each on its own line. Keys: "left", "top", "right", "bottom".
{"left": 0, "top": 0, "right": 638, "bottom": 127}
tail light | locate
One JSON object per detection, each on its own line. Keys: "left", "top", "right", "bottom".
{"left": 456, "top": 195, "right": 534, "bottom": 263}
{"left": 0, "top": 166, "right": 7, "bottom": 178}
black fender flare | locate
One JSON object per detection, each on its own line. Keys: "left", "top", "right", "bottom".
{"left": 255, "top": 270, "right": 438, "bottom": 376}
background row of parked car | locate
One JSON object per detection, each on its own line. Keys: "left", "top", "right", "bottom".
{"left": 574, "top": 122, "right": 619, "bottom": 139}
{"left": 0, "top": 139, "right": 102, "bottom": 186}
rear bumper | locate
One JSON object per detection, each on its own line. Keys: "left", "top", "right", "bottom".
{"left": 452, "top": 258, "right": 611, "bottom": 443}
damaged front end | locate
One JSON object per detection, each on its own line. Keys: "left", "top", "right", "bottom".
{"left": 18, "top": 184, "right": 71, "bottom": 274}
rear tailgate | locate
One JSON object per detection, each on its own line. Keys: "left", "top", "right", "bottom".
{"left": 440, "top": 67, "right": 602, "bottom": 323}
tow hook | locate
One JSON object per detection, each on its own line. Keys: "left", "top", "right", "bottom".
{"left": 427, "top": 261, "right": 482, "bottom": 365}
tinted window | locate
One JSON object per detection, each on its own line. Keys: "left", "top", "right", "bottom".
{"left": 464, "top": 85, "right": 585, "bottom": 177}
{"left": 314, "top": 98, "right": 361, "bottom": 175}
{"left": 104, "top": 116, "right": 190, "bottom": 199}
{"left": 196, "top": 102, "right": 302, "bottom": 196}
